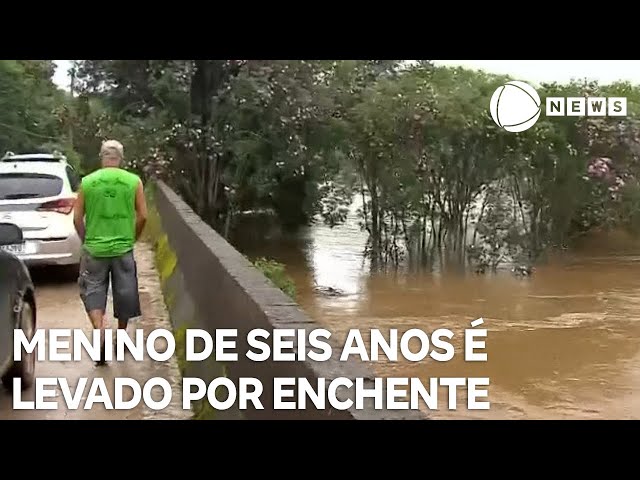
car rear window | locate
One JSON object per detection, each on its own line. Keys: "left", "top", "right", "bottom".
{"left": 0, "top": 173, "right": 63, "bottom": 200}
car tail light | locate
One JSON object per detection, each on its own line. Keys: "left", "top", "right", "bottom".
{"left": 37, "top": 198, "right": 75, "bottom": 214}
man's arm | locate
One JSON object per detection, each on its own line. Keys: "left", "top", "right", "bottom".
{"left": 134, "top": 179, "right": 147, "bottom": 241}
{"left": 73, "top": 187, "right": 85, "bottom": 243}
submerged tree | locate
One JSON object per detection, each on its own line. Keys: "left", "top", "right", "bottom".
{"left": 67, "top": 60, "right": 640, "bottom": 272}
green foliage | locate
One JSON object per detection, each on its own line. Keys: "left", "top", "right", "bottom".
{"left": 141, "top": 196, "right": 162, "bottom": 245}
{"left": 173, "top": 323, "right": 189, "bottom": 375}
{"left": 9, "top": 59, "right": 640, "bottom": 272}
{"left": 617, "top": 183, "right": 640, "bottom": 235}
{"left": 143, "top": 189, "right": 177, "bottom": 286}
{"left": 0, "top": 60, "right": 66, "bottom": 154}
{"left": 253, "top": 257, "right": 297, "bottom": 299}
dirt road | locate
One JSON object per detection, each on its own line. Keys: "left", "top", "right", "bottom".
{"left": 0, "top": 242, "right": 190, "bottom": 420}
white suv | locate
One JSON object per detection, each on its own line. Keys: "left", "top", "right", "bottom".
{"left": 0, "top": 152, "right": 82, "bottom": 270}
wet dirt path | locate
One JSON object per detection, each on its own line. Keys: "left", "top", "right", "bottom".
{"left": 0, "top": 242, "right": 190, "bottom": 420}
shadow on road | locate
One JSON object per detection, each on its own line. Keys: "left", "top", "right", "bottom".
{"left": 28, "top": 265, "right": 78, "bottom": 287}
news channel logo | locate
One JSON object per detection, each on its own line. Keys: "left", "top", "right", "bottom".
{"left": 489, "top": 80, "right": 628, "bottom": 133}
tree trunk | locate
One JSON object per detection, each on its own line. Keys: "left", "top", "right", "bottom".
{"left": 370, "top": 179, "right": 380, "bottom": 271}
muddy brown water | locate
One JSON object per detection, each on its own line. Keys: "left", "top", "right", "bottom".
{"left": 235, "top": 209, "right": 640, "bottom": 420}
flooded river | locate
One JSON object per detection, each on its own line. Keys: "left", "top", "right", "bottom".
{"left": 234, "top": 204, "right": 640, "bottom": 420}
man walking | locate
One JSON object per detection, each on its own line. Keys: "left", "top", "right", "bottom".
{"left": 73, "top": 140, "right": 147, "bottom": 365}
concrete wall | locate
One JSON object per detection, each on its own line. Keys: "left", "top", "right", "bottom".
{"left": 153, "top": 180, "right": 428, "bottom": 420}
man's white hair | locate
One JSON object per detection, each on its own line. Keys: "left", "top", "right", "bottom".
{"left": 100, "top": 139, "right": 124, "bottom": 159}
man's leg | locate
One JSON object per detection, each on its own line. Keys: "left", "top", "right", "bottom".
{"left": 78, "top": 250, "right": 110, "bottom": 365}
{"left": 111, "top": 250, "right": 142, "bottom": 337}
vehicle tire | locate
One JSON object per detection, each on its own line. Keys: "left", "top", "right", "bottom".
{"left": 1, "top": 300, "right": 36, "bottom": 391}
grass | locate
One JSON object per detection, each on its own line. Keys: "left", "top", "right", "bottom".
{"left": 142, "top": 186, "right": 177, "bottom": 287}
{"left": 141, "top": 183, "right": 162, "bottom": 244}
{"left": 253, "top": 257, "right": 297, "bottom": 300}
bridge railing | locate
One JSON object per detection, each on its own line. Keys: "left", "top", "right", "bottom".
{"left": 152, "top": 180, "right": 428, "bottom": 420}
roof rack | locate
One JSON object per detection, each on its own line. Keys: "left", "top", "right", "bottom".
{"left": 1, "top": 152, "right": 68, "bottom": 163}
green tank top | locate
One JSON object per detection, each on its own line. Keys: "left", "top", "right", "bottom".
{"left": 81, "top": 167, "right": 141, "bottom": 258}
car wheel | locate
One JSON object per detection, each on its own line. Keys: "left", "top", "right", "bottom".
{"left": 1, "top": 300, "right": 36, "bottom": 391}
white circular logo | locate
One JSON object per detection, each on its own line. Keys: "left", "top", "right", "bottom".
{"left": 490, "top": 80, "right": 541, "bottom": 133}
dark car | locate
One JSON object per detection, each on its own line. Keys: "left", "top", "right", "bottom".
{"left": 0, "top": 222, "right": 36, "bottom": 390}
